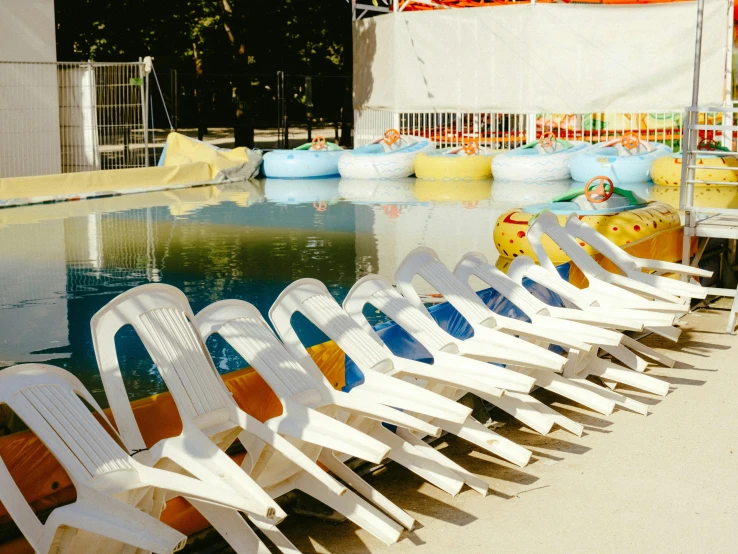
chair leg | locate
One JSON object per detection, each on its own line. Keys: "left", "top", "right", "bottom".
{"left": 524, "top": 367, "right": 617, "bottom": 415}
{"left": 567, "top": 376, "right": 649, "bottom": 415}
{"left": 369, "top": 426, "right": 465, "bottom": 496}
{"left": 727, "top": 291, "right": 738, "bottom": 334}
{"left": 431, "top": 413, "right": 532, "bottom": 468}
{"left": 585, "top": 358, "right": 669, "bottom": 397}
{"left": 317, "top": 451, "right": 416, "bottom": 531}
{"left": 294, "top": 471, "right": 404, "bottom": 546}
{"left": 644, "top": 324, "right": 681, "bottom": 343}
{"left": 505, "top": 391, "right": 584, "bottom": 437}
{"left": 249, "top": 517, "right": 302, "bottom": 554}
{"left": 619, "top": 335, "right": 676, "bottom": 368}
{"left": 188, "top": 499, "right": 273, "bottom": 554}
{"left": 600, "top": 345, "right": 649, "bottom": 372}
{"left": 395, "top": 428, "right": 489, "bottom": 496}
{"left": 479, "top": 389, "right": 555, "bottom": 435}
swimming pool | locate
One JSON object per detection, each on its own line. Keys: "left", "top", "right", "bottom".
{"left": 0, "top": 177, "right": 575, "bottom": 407}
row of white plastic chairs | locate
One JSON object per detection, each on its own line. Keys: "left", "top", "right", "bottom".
{"left": 0, "top": 212, "right": 713, "bottom": 554}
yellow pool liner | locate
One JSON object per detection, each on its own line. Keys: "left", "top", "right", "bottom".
{"left": 0, "top": 133, "right": 261, "bottom": 209}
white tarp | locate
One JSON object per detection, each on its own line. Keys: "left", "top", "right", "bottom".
{"left": 353, "top": 1, "right": 731, "bottom": 113}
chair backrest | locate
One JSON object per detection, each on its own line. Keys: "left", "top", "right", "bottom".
{"left": 564, "top": 214, "right": 637, "bottom": 274}
{"left": 343, "top": 275, "right": 458, "bottom": 355}
{"left": 91, "top": 285, "right": 234, "bottom": 448}
{"left": 453, "top": 252, "right": 548, "bottom": 318}
{"left": 507, "top": 256, "right": 598, "bottom": 308}
{"left": 0, "top": 364, "right": 134, "bottom": 484}
{"left": 395, "top": 247, "right": 495, "bottom": 328}
{"left": 269, "top": 279, "right": 393, "bottom": 373}
{"left": 196, "top": 300, "right": 326, "bottom": 400}
{"left": 526, "top": 212, "right": 606, "bottom": 278}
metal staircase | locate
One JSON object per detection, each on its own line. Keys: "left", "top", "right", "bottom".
{"left": 680, "top": 0, "right": 738, "bottom": 332}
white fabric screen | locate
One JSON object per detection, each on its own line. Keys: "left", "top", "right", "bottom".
{"left": 353, "top": 1, "right": 731, "bottom": 113}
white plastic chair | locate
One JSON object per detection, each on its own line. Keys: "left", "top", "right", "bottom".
{"left": 526, "top": 212, "right": 687, "bottom": 342}
{"left": 453, "top": 253, "right": 669, "bottom": 401}
{"left": 196, "top": 298, "right": 436, "bottom": 534}
{"left": 269, "top": 279, "right": 494, "bottom": 496}
{"left": 507, "top": 256, "right": 678, "bottom": 369}
{"left": 91, "top": 284, "right": 377, "bottom": 553}
{"left": 395, "top": 247, "right": 647, "bottom": 416}
{"left": 564, "top": 214, "right": 712, "bottom": 300}
{"left": 343, "top": 274, "right": 586, "bottom": 437}
{"left": 0, "top": 364, "right": 268, "bottom": 554}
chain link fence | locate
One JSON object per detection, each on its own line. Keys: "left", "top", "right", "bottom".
{"left": 0, "top": 61, "right": 149, "bottom": 179}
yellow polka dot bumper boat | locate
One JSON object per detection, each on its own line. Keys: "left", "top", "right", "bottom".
{"left": 494, "top": 177, "right": 680, "bottom": 263}
{"left": 415, "top": 139, "right": 498, "bottom": 180}
{"left": 650, "top": 139, "right": 738, "bottom": 209}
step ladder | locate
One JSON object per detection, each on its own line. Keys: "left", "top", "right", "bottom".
{"left": 680, "top": 0, "right": 738, "bottom": 333}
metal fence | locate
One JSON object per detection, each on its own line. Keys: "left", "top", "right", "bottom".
{"left": 160, "top": 71, "right": 352, "bottom": 149}
{"left": 354, "top": 109, "right": 685, "bottom": 150}
{"left": 0, "top": 61, "right": 149, "bottom": 179}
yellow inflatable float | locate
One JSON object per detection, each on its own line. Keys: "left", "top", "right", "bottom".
{"left": 415, "top": 139, "right": 500, "bottom": 180}
{"left": 650, "top": 140, "right": 738, "bottom": 209}
{"left": 494, "top": 178, "right": 681, "bottom": 263}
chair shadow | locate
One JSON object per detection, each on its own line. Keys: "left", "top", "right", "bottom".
{"left": 670, "top": 360, "right": 718, "bottom": 372}
{"left": 434, "top": 435, "right": 540, "bottom": 486}
{"left": 354, "top": 458, "right": 480, "bottom": 525}
{"left": 653, "top": 375, "right": 707, "bottom": 387}
{"left": 540, "top": 401, "right": 615, "bottom": 431}
{"left": 675, "top": 340, "right": 731, "bottom": 357}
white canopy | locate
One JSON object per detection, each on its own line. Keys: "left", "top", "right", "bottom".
{"left": 353, "top": 1, "right": 732, "bottom": 114}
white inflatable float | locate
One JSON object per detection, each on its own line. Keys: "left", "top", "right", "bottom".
{"left": 492, "top": 133, "right": 588, "bottom": 183}
{"left": 338, "top": 129, "right": 434, "bottom": 179}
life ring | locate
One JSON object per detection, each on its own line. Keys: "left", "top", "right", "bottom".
{"left": 569, "top": 138, "right": 672, "bottom": 184}
{"left": 494, "top": 202, "right": 680, "bottom": 263}
{"left": 414, "top": 143, "right": 501, "bottom": 180}
{"left": 262, "top": 138, "right": 344, "bottom": 179}
{"left": 338, "top": 132, "right": 434, "bottom": 179}
{"left": 492, "top": 139, "right": 588, "bottom": 182}
{"left": 649, "top": 151, "right": 738, "bottom": 209}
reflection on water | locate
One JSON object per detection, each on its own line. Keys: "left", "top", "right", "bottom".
{"left": 0, "top": 177, "right": 566, "bottom": 405}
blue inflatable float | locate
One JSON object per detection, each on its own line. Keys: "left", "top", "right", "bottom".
{"left": 569, "top": 134, "right": 671, "bottom": 185}
{"left": 262, "top": 136, "right": 344, "bottom": 179}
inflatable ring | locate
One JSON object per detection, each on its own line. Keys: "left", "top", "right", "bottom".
{"left": 569, "top": 140, "right": 671, "bottom": 184}
{"left": 494, "top": 202, "right": 681, "bottom": 263}
{"left": 415, "top": 146, "right": 500, "bottom": 180}
{"left": 262, "top": 140, "right": 344, "bottom": 179}
{"left": 650, "top": 152, "right": 738, "bottom": 209}
{"left": 338, "top": 134, "right": 434, "bottom": 179}
{"left": 492, "top": 140, "right": 588, "bottom": 182}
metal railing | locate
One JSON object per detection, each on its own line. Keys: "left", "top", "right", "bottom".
{"left": 0, "top": 61, "right": 149, "bottom": 179}
{"left": 354, "top": 108, "right": 684, "bottom": 149}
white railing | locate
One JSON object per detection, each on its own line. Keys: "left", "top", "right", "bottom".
{"left": 354, "top": 108, "right": 684, "bottom": 149}
{"left": 0, "top": 61, "right": 149, "bottom": 179}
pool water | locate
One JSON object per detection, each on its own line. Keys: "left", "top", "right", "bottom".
{"left": 0, "top": 177, "right": 576, "bottom": 406}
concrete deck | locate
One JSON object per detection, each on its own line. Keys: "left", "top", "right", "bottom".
{"left": 276, "top": 302, "right": 738, "bottom": 553}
